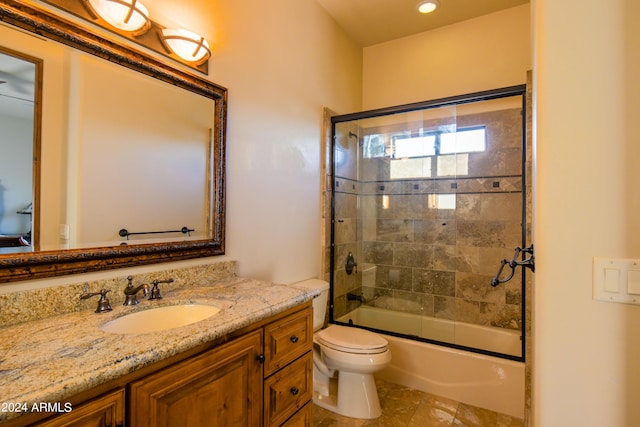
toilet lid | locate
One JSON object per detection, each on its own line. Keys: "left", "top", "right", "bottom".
{"left": 316, "top": 325, "right": 388, "bottom": 354}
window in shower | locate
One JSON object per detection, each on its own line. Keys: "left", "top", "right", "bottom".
{"left": 440, "top": 127, "right": 486, "bottom": 154}
{"left": 392, "top": 134, "right": 436, "bottom": 158}
{"left": 329, "top": 86, "right": 528, "bottom": 361}
{"left": 392, "top": 126, "right": 486, "bottom": 160}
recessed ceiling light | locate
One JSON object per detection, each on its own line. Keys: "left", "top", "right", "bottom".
{"left": 417, "top": 0, "right": 439, "bottom": 14}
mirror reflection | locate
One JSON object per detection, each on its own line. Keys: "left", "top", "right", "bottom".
{"left": 0, "top": 23, "right": 215, "bottom": 254}
{"left": 0, "top": 1, "right": 226, "bottom": 283}
{"left": 50, "top": 52, "right": 215, "bottom": 250}
{"left": 0, "top": 47, "right": 38, "bottom": 253}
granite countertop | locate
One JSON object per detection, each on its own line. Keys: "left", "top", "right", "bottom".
{"left": 0, "top": 277, "right": 318, "bottom": 422}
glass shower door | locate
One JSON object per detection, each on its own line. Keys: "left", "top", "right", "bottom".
{"left": 330, "top": 88, "right": 527, "bottom": 360}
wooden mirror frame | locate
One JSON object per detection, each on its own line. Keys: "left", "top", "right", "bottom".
{"left": 0, "top": 0, "right": 226, "bottom": 283}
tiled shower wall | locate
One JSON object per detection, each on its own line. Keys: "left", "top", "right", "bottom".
{"left": 331, "top": 107, "right": 527, "bottom": 332}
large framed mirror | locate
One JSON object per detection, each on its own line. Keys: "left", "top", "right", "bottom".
{"left": 0, "top": 1, "right": 226, "bottom": 283}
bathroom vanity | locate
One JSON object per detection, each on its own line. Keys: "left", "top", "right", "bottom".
{"left": 0, "top": 277, "right": 316, "bottom": 426}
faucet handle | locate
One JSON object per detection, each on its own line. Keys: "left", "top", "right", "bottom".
{"left": 149, "top": 280, "right": 163, "bottom": 300}
{"left": 80, "top": 288, "right": 112, "bottom": 313}
{"left": 148, "top": 278, "right": 174, "bottom": 300}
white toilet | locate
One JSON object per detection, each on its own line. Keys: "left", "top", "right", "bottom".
{"left": 293, "top": 279, "right": 391, "bottom": 419}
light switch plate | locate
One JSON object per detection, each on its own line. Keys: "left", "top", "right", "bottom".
{"left": 593, "top": 257, "right": 640, "bottom": 305}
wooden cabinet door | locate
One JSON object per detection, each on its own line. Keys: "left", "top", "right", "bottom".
{"left": 129, "top": 330, "right": 262, "bottom": 427}
{"left": 36, "top": 389, "right": 124, "bottom": 427}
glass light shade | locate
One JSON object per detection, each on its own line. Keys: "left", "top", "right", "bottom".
{"left": 161, "top": 28, "right": 211, "bottom": 65}
{"left": 417, "top": 0, "right": 439, "bottom": 14}
{"left": 86, "top": 0, "right": 150, "bottom": 34}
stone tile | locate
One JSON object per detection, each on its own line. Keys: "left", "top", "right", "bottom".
{"left": 376, "top": 219, "right": 414, "bottom": 242}
{"left": 479, "top": 193, "right": 523, "bottom": 222}
{"left": 456, "top": 272, "right": 504, "bottom": 304}
{"left": 496, "top": 413, "right": 526, "bottom": 427}
{"left": 369, "top": 381, "right": 424, "bottom": 426}
{"left": 478, "top": 246, "right": 513, "bottom": 276}
{"left": 408, "top": 393, "right": 459, "bottom": 427}
{"left": 361, "top": 216, "right": 377, "bottom": 241}
{"left": 456, "top": 220, "right": 508, "bottom": 248}
{"left": 452, "top": 403, "right": 498, "bottom": 426}
{"left": 335, "top": 192, "right": 358, "bottom": 219}
{"left": 453, "top": 245, "right": 481, "bottom": 273}
{"left": 414, "top": 269, "right": 456, "bottom": 297}
{"left": 505, "top": 279, "right": 523, "bottom": 305}
{"left": 433, "top": 296, "right": 456, "bottom": 321}
{"left": 455, "top": 194, "right": 481, "bottom": 220}
{"left": 334, "top": 217, "right": 357, "bottom": 245}
{"left": 393, "top": 242, "right": 433, "bottom": 268}
{"left": 484, "top": 302, "right": 522, "bottom": 330}
{"left": 373, "top": 265, "right": 413, "bottom": 291}
{"left": 414, "top": 220, "right": 456, "bottom": 245}
{"left": 312, "top": 379, "right": 524, "bottom": 427}
{"left": 431, "top": 244, "right": 459, "bottom": 271}
{"left": 362, "top": 241, "right": 394, "bottom": 264}
{"left": 453, "top": 298, "right": 483, "bottom": 324}
{"left": 313, "top": 405, "right": 368, "bottom": 427}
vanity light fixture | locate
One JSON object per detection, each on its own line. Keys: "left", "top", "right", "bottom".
{"left": 44, "top": 0, "right": 210, "bottom": 73}
{"left": 161, "top": 28, "right": 211, "bottom": 65}
{"left": 83, "top": 0, "right": 151, "bottom": 35}
{"left": 417, "top": 0, "right": 439, "bottom": 14}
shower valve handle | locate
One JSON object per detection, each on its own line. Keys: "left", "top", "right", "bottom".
{"left": 345, "top": 252, "right": 357, "bottom": 275}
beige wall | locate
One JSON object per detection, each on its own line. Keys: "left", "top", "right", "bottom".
{"left": 362, "top": 5, "right": 531, "bottom": 109}
{"left": 532, "top": 0, "right": 640, "bottom": 425}
{"left": 192, "top": 0, "right": 363, "bottom": 284}
{"left": 1, "top": 0, "right": 361, "bottom": 292}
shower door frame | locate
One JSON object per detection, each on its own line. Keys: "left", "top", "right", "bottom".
{"left": 328, "top": 85, "right": 528, "bottom": 362}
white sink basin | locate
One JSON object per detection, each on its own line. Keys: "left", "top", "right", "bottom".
{"left": 100, "top": 304, "right": 220, "bottom": 334}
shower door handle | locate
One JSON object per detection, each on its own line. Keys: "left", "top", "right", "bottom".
{"left": 491, "top": 244, "right": 535, "bottom": 287}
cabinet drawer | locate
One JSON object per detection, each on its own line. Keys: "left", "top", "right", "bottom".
{"left": 264, "top": 308, "right": 312, "bottom": 376}
{"left": 263, "top": 352, "right": 312, "bottom": 427}
{"left": 280, "top": 402, "right": 312, "bottom": 427}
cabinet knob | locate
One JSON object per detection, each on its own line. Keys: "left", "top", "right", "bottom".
{"left": 290, "top": 335, "right": 299, "bottom": 343}
{"left": 256, "top": 354, "right": 265, "bottom": 364}
{"left": 290, "top": 387, "right": 299, "bottom": 396}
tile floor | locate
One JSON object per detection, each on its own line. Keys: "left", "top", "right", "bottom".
{"left": 312, "top": 379, "right": 525, "bottom": 426}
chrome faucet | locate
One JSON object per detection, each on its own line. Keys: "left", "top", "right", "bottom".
{"left": 80, "top": 288, "right": 112, "bottom": 313}
{"left": 149, "top": 278, "right": 174, "bottom": 300}
{"left": 123, "top": 275, "right": 149, "bottom": 306}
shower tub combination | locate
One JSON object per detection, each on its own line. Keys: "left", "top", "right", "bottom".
{"left": 338, "top": 305, "right": 525, "bottom": 419}
{"left": 329, "top": 86, "right": 530, "bottom": 420}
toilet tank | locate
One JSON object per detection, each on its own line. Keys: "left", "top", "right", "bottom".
{"left": 291, "top": 279, "right": 329, "bottom": 331}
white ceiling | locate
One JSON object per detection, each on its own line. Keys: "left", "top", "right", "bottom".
{"left": 316, "top": 0, "right": 529, "bottom": 47}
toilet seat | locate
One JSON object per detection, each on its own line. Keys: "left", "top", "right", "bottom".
{"left": 316, "top": 324, "right": 388, "bottom": 354}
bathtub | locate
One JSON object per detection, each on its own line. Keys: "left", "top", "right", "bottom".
{"left": 337, "top": 306, "right": 525, "bottom": 419}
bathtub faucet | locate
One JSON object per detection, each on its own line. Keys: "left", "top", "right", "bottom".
{"left": 347, "top": 292, "right": 366, "bottom": 304}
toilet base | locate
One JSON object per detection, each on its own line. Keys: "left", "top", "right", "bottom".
{"left": 312, "top": 372, "right": 382, "bottom": 419}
